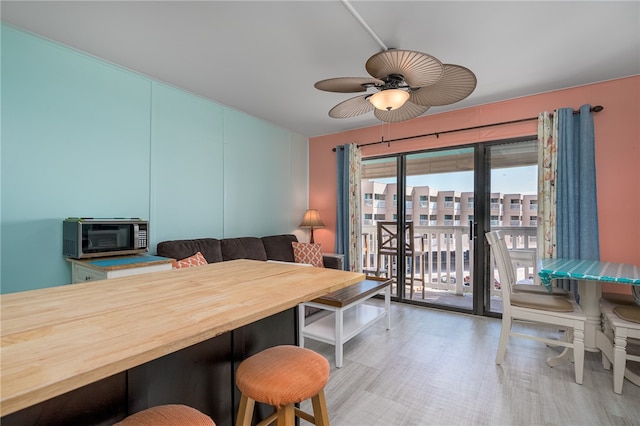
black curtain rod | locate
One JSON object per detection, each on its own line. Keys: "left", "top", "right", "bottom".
{"left": 332, "top": 105, "right": 603, "bottom": 151}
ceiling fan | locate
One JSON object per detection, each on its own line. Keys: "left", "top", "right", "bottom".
{"left": 314, "top": 49, "right": 477, "bottom": 123}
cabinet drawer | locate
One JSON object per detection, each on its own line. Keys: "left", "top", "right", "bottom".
{"left": 73, "top": 265, "right": 106, "bottom": 283}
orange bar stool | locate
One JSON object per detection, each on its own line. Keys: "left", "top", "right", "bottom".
{"left": 235, "top": 345, "right": 330, "bottom": 426}
{"left": 114, "top": 404, "right": 215, "bottom": 425}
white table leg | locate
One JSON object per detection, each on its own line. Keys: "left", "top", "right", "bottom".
{"left": 298, "top": 304, "right": 305, "bottom": 348}
{"left": 578, "top": 279, "right": 602, "bottom": 351}
{"left": 548, "top": 279, "right": 602, "bottom": 367}
{"left": 335, "top": 307, "right": 344, "bottom": 368}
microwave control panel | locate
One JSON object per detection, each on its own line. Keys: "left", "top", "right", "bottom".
{"left": 137, "top": 228, "right": 148, "bottom": 249}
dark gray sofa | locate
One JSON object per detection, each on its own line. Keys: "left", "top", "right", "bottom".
{"left": 157, "top": 234, "right": 342, "bottom": 317}
{"left": 156, "top": 234, "right": 343, "bottom": 270}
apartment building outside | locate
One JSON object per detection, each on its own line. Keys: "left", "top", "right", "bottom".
{"left": 362, "top": 181, "right": 538, "bottom": 228}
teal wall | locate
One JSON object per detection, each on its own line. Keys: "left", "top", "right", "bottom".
{"left": 0, "top": 25, "right": 309, "bottom": 294}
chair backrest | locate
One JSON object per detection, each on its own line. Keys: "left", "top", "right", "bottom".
{"left": 377, "top": 221, "right": 415, "bottom": 256}
{"left": 508, "top": 249, "right": 538, "bottom": 284}
{"left": 486, "top": 230, "right": 516, "bottom": 305}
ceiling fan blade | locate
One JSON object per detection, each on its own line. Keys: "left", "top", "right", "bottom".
{"left": 410, "top": 64, "right": 478, "bottom": 106}
{"left": 373, "top": 101, "right": 430, "bottom": 123}
{"left": 328, "top": 95, "right": 375, "bottom": 118}
{"left": 366, "top": 49, "right": 444, "bottom": 87}
{"left": 315, "top": 77, "right": 384, "bottom": 93}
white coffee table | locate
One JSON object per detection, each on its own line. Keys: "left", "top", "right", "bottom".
{"left": 299, "top": 277, "right": 391, "bottom": 367}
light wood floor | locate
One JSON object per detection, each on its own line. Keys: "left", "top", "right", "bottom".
{"left": 301, "top": 300, "right": 640, "bottom": 425}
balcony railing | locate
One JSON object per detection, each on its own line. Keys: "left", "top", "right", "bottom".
{"left": 361, "top": 225, "right": 537, "bottom": 299}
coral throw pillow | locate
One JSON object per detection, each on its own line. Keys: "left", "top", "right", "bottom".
{"left": 292, "top": 242, "right": 324, "bottom": 268}
{"left": 172, "top": 251, "right": 208, "bottom": 269}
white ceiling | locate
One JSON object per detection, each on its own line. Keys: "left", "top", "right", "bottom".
{"left": 2, "top": 1, "right": 639, "bottom": 137}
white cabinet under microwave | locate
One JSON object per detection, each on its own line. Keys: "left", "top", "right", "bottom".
{"left": 67, "top": 256, "right": 173, "bottom": 283}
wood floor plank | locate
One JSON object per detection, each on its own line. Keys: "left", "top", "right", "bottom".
{"left": 302, "top": 301, "right": 640, "bottom": 425}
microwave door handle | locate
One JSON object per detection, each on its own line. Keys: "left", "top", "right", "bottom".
{"left": 133, "top": 224, "right": 139, "bottom": 249}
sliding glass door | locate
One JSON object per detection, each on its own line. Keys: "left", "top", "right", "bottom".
{"left": 485, "top": 140, "right": 538, "bottom": 314}
{"left": 361, "top": 138, "right": 538, "bottom": 317}
{"left": 404, "top": 149, "right": 475, "bottom": 309}
{"left": 361, "top": 147, "right": 475, "bottom": 311}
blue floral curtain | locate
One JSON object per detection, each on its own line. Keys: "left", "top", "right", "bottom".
{"left": 537, "top": 111, "right": 558, "bottom": 261}
{"left": 335, "top": 144, "right": 362, "bottom": 271}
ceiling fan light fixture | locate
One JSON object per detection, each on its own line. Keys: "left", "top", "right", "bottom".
{"left": 369, "top": 89, "right": 409, "bottom": 111}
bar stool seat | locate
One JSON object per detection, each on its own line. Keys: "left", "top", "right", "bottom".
{"left": 235, "top": 345, "right": 330, "bottom": 426}
{"left": 114, "top": 404, "right": 215, "bottom": 425}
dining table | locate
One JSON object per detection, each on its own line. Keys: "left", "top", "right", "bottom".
{"left": 538, "top": 258, "right": 640, "bottom": 387}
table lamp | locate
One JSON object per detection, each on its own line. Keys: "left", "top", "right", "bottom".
{"left": 300, "top": 209, "right": 325, "bottom": 244}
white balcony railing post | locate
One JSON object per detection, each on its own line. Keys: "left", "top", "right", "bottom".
{"left": 454, "top": 228, "right": 464, "bottom": 295}
{"left": 362, "top": 224, "right": 536, "bottom": 299}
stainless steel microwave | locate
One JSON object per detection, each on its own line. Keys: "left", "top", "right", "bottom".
{"left": 63, "top": 218, "right": 149, "bottom": 259}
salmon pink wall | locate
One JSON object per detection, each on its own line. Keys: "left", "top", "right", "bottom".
{"left": 309, "top": 76, "right": 639, "bottom": 294}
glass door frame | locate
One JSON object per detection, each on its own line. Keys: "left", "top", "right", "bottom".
{"left": 396, "top": 155, "right": 409, "bottom": 300}
{"left": 362, "top": 135, "right": 537, "bottom": 317}
{"left": 473, "top": 143, "right": 491, "bottom": 317}
{"left": 482, "top": 136, "right": 540, "bottom": 317}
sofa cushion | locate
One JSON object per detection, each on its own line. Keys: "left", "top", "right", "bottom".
{"left": 261, "top": 234, "right": 298, "bottom": 262}
{"left": 292, "top": 242, "right": 324, "bottom": 268}
{"left": 172, "top": 252, "right": 208, "bottom": 269}
{"left": 221, "top": 237, "right": 267, "bottom": 261}
{"left": 157, "top": 238, "right": 223, "bottom": 264}
{"left": 322, "top": 254, "right": 343, "bottom": 270}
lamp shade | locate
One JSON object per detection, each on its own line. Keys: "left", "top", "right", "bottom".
{"left": 369, "top": 89, "right": 410, "bottom": 111}
{"left": 300, "top": 209, "right": 325, "bottom": 228}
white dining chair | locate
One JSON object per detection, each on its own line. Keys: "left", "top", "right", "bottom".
{"left": 486, "top": 230, "right": 586, "bottom": 384}
{"left": 601, "top": 301, "right": 640, "bottom": 394}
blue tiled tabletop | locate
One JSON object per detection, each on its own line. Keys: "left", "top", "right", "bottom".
{"left": 539, "top": 258, "right": 640, "bottom": 287}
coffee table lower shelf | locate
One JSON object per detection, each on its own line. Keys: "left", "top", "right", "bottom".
{"left": 299, "top": 278, "right": 391, "bottom": 368}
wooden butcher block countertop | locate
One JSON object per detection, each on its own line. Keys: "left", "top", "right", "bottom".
{"left": 0, "top": 259, "right": 364, "bottom": 416}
